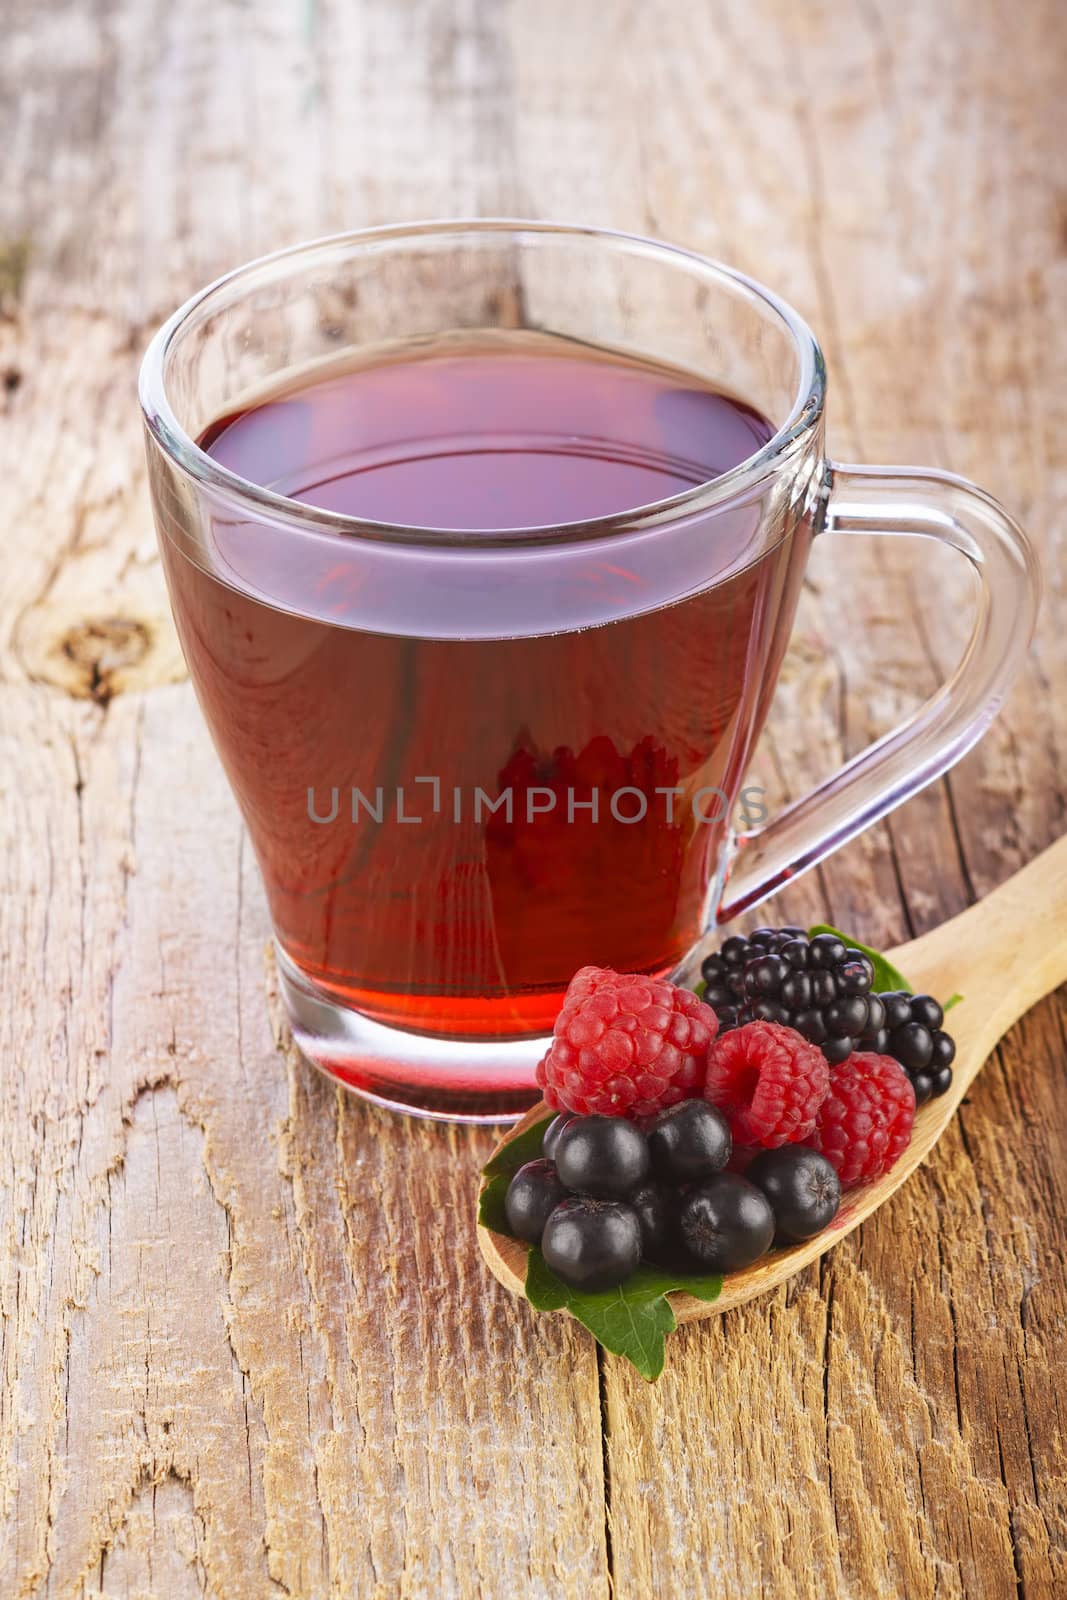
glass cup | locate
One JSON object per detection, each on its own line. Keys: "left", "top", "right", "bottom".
{"left": 140, "top": 221, "right": 1039, "bottom": 1121}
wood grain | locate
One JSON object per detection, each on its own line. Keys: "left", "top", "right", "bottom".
{"left": 1, "top": 0, "right": 1065, "bottom": 1597}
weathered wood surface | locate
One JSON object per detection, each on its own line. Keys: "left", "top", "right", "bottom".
{"left": 1, "top": 1, "right": 1064, "bottom": 1597}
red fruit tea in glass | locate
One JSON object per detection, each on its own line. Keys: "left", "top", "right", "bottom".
{"left": 143, "top": 224, "right": 1034, "bottom": 1118}
{"left": 164, "top": 334, "right": 808, "bottom": 1051}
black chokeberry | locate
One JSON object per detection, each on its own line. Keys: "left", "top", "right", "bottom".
{"left": 678, "top": 1175, "right": 775, "bottom": 1272}
{"left": 891, "top": 1021, "right": 934, "bottom": 1073}
{"left": 541, "top": 1197, "right": 642, "bottom": 1291}
{"left": 555, "top": 1116, "right": 650, "bottom": 1199}
{"left": 542, "top": 1112, "right": 576, "bottom": 1162}
{"left": 648, "top": 1099, "right": 731, "bottom": 1183}
{"left": 910, "top": 994, "right": 944, "bottom": 1030}
{"left": 628, "top": 1182, "right": 677, "bottom": 1264}
{"left": 747, "top": 1146, "right": 842, "bottom": 1243}
{"left": 505, "top": 1159, "right": 570, "bottom": 1245}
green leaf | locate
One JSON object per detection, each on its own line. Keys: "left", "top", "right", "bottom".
{"left": 525, "top": 1249, "right": 722, "bottom": 1381}
{"left": 477, "top": 1172, "right": 512, "bottom": 1234}
{"left": 943, "top": 993, "right": 964, "bottom": 1013}
{"left": 481, "top": 1114, "right": 555, "bottom": 1178}
{"left": 524, "top": 1247, "right": 571, "bottom": 1312}
{"left": 808, "top": 924, "right": 914, "bottom": 994}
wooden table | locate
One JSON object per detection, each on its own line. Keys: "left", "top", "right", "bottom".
{"left": 2, "top": 2, "right": 1065, "bottom": 1595}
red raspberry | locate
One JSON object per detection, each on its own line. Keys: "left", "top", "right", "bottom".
{"left": 807, "top": 1052, "right": 915, "bottom": 1189}
{"left": 536, "top": 967, "right": 718, "bottom": 1119}
{"left": 703, "top": 1021, "right": 829, "bottom": 1148}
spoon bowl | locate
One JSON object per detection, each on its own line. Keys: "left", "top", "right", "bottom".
{"left": 478, "top": 836, "right": 1067, "bottom": 1319}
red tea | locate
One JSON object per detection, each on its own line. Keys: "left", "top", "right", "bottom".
{"left": 163, "top": 333, "right": 811, "bottom": 1036}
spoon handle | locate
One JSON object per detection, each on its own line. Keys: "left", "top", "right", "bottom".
{"left": 888, "top": 832, "right": 1067, "bottom": 1086}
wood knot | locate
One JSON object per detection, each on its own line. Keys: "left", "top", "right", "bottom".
{"left": 59, "top": 617, "right": 152, "bottom": 704}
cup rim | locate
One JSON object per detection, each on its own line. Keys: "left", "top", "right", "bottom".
{"left": 139, "top": 218, "right": 827, "bottom": 549}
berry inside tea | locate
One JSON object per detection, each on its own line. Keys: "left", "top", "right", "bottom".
{"left": 162, "top": 331, "right": 814, "bottom": 1039}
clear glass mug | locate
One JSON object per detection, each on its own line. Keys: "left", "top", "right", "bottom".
{"left": 140, "top": 222, "right": 1039, "bottom": 1121}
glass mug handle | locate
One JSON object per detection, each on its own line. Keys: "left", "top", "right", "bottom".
{"left": 716, "top": 461, "right": 1041, "bottom": 923}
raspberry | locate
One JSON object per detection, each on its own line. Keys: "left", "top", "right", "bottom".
{"left": 536, "top": 967, "right": 718, "bottom": 1119}
{"left": 703, "top": 1021, "right": 829, "bottom": 1148}
{"left": 807, "top": 1052, "right": 915, "bottom": 1189}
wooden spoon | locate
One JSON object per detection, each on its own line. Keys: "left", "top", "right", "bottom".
{"left": 478, "top": 835, "right": 1067, "bottom": 1320}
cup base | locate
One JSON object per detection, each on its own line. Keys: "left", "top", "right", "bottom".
{"left": 275, "top": 944, "right": 546, "bottom": 1123}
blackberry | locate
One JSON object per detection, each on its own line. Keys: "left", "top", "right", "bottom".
{"left": 881, "top": 996, "right": 956, "bottom": 1101}
{"left": 837, "top": 960, "right": 873, "bottom": 996}
{"left": 862, "top": 995, "right": 886, "bottom": 1038}
{"left": 701, "top": 928, "right": 878, "bottom": 1067}
{"left": 702, "top": 928, "right": 960, "bottom": 1098}
{"left": 809, "top": 933, "right": 847, "bottom": 968}
{"left": 879, "top": 992, "right": 913, "bottom": 1032}
{"left": 781, "top": 972, "right": 812, "bottom": 1010}
{"left": 748, "top": 998, "right": 790, "bottom": 1025}
{"left": 910, "top": 994, "right": 944, "bottom": 1030}
{"left": 744, "top": 954, "right": 790, "bottom": 996}
{"left": 822, "top": 1036, "right": 854, "bottom": 1067}
{"left": 930, "top": 1063, "right": 954, "bottom": 1097}
{"left": 825, "top": 995, "right": 869, "bottom": 1038}
{"left": 892, "top": 1022, "right": 934, "bottom": 1073}
{"left": 811, "top": 970, "right": 837, "bottom": 1008}
{"left": 720, "top": 935, "right": 751, "bottom": 967}
{"left": 794, "top": 1009, "right": 828, "bottom": 1045}
{"left": 930, "top": 1031, "right": 956, "bottom": 1069}
{"left": 911, "top": 1071, "right": 934, "bottom": 1107}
